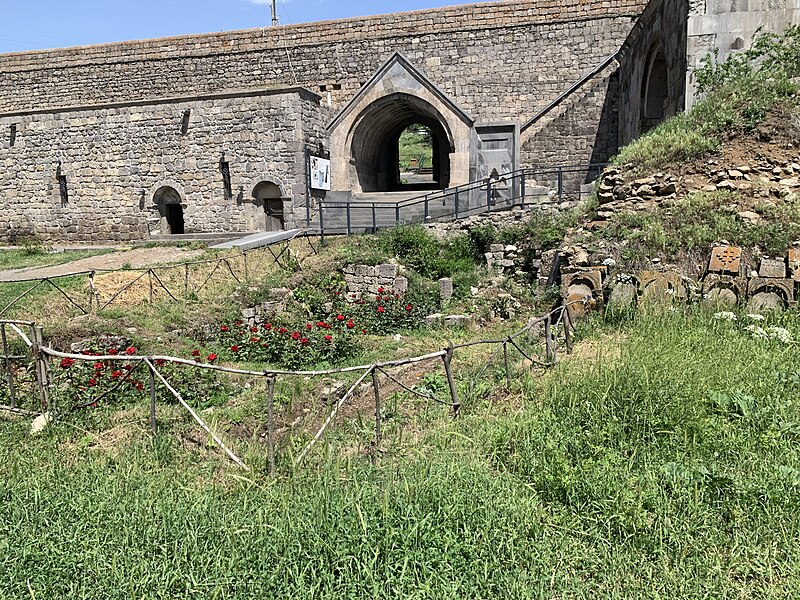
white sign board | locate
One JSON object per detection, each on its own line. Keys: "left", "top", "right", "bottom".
{"left": 310, "top": 156, "right": 331, "bottom": 191}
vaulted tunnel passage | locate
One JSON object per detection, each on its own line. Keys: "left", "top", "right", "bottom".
{"left": 640, "top": 45, "right": 669, "bottom": 134}
{"left": 350, "top": 94, "right": 452, "bottom": 193}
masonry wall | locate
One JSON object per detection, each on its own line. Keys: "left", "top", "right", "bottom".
{"left": 617, "top": 0, "right": 689, "bottom": 146}
{"left": 0, "top": 0, "right": 647, "bottom": 126}
{"left": 685, "top": 0, "right": 800, "bottom": 109}
{"left": 0, "top": 90, "right": 324, "bottom": 243}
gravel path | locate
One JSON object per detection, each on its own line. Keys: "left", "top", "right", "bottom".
{"left": 0, "top": 247, "right": 208, "bottom": 282}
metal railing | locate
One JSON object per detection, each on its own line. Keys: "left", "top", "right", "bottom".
{"left": 314, "top": 163, "right": 607, "bottom": 239}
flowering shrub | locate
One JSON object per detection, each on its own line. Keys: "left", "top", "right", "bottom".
{"left": 52, "top": 344, "right": 228, "bottom": 410}
{"left": 218, "top": 317, "right": 360, "bottom": 369}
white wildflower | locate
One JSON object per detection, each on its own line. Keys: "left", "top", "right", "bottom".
{"left": 767, "top": 326, "right": 793, "bottom": 344}
{"left": 745, "top": 324, "right": 770, "bottom": 339}
{"left": 714, "top": 311, "right": 738, "bottom": 321}
{"left": 602, "top": 258, "right": 617, "bottom": 267}
{"left": 745, "top": 313, "right": 766, "bottom": 321}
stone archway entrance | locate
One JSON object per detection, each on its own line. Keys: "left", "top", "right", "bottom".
{"left": 349, "top": 94, "right": 453, "bottom": 193}
{"left": 252, "top": 181, "right": 285, "bottom": 232}
{"left": 327, "top": 53, "right": 474, "bottom": 196}
{"left": 641, "top": 45, "right": 669, "bottom": 134}
{"left": 153, "top": 186, "right": 185, "bottom": 235}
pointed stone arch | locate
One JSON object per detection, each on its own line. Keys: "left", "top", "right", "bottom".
{"left": 328, "top": 53, "right": 474, "bottom": 194}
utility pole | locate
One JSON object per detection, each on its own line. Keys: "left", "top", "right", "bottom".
{"left": 271, "top": 0, "right": 279, "bottom": 26}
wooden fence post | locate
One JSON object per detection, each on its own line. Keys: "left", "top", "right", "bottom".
{"left": 148, "top": 270, "right": 154, "bottom": 304}
{"left": 545, "top": 316, "right": 554, "bottom": 365}
{"left": 503, "top": 340, "right": 511, "bottom": 390}
{"left": 32, "top": 326, "right": 49, "bottom": 412}
{"left": 149, "top": 363, "right": 157, "bottom": 435}
{"left": 1, "top": 324, "right": 16, "bottom": 408}
{"left": 184, "top": 264, "right": 190, "bottom": 298}
{"left": 267, "top": 376, "right": 276, "bottom": 476}
{"left": 372, "top": 369, "right": 381, "bottom": 461}
{"left": 442, "top": 343, "right": 460, "bottom": 417}
{"left": 563, "top": 306, "right": 573, "bottom": 352}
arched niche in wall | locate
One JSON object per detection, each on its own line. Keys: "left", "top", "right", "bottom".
{"left": 152, "top": 184, "right": 186, "bottom": 235}
{"left": 249, "top": 178, "right": 287, "bottom": 232}
{"left": 640, "top": 42, "right": 670, "bottom": 134}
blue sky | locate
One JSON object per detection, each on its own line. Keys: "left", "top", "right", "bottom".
{"left": 0, "top": 0, "right": 466, "bottom": 54}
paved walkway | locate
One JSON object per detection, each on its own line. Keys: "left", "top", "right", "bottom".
{"left": 0, "top": 246, "right": 207, "bottom": 282}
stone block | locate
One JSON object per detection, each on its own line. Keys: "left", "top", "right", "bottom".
{"left": 788, "top": 248, "right": 800, "bottom": 281}
{"left": 444, "top": 315, "right": 470, "bottom": 327}
{"left": 377, "top": 263, "right": 398, "bottom": 278}
{"left": 394, "top": 276, "right": 408, "bottom": 293}
{"left": 489, "top": 244, "right": 504, "bottom": 253}
{"left": 708, "top": 246, "right": 741, "bottom": 276}
{"left": 759, "top": 258, "right": 787, "bottom": 279}
{"left": 438, "top": 277, "right": 454, "bottom": 301}
{"left": 607, "top": 282, "right": 638, "bottom": 312}
{"left": 640, "top": 271, "right": 687, "bottom": 304}
{"left": 747, "top": 278, "right": 794, "bottom": 308}
{"left": 424, "top": 313, "right": 443, "bottom": 327}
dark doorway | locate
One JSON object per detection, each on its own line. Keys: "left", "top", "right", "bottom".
{"left": 153, "top": 186, "right": 185, "bottom": 235}
{"left": 351, "top": 93, "right": 452, "bottom": 193}
{"left": 252, "top": 181, "right": 285, "bottom": 232}
{"left": 641, "top": 47, "right": 669, "bottom": 134}
{"left": 165, "top": 204, "right": 185, "bottom": 234}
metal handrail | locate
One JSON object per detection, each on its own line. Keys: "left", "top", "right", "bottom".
{"left": 316, "top": 162, "right": 608, "bottom": 237}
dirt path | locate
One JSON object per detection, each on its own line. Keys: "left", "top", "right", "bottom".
{"left": 0, "top": 246, "right": 208, "bottom": 282}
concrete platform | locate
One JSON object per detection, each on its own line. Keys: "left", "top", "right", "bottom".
{"left": 210, "top": 229, "right": 302, "bottom": 251}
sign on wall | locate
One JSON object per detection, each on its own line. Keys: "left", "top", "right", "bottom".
{"left": 309, "top": 155, "right": 331, "bottom": 191}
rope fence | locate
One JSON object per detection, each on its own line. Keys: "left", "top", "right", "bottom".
{"left": 0, "top": 233, "right": 319, "bottom": 318}
{"left": 1, "top": 300, "right": 582, "bottom": 472}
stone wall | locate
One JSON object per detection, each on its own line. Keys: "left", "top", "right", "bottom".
{"left": 342, "top": 264, "right": 408, "bottom": 296}
{"left": 617, "top": 0, "right": 690, "bottom": 146}
{"left": 0, "top": 1, "right": 647, "bottom": 118}
{"left": 686, "top": 0, "right": 800, "bottom": 109}
{"left": 0, "top": 89, "right": 324, "bottom": 242}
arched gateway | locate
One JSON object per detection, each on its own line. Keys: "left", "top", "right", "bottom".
{"left": 328, "top": 53, "right": 474, "bottom": 196}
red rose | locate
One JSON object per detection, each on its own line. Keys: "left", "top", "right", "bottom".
{"left": 207, "top": 353, "right": 218, "bottom": 363}
{"left": 377, "top": 306, "right": 385, "bottom": 313}
{"left": 279, "top": 327, "right": 288, "bottom": 335}
{"left": 250, "top": 327, "right": 259, "bottom": 333}
{"left": 135, "top": 382, "right": 144, "bottom": 391}
{"left": 125, "top": 347, "right": 136, "bottom": 355}
{"left": 107, "top": 348, "right": 118, "bottom": 355}
{"left": 155, "top": 359, "right": 166, "bottom": 366}
{"left": 93, "top": 362, "right": 104, "bottom": 371}
{"left": 346, "top": 320, "right": 355, "bottom": 329}
{"left": 324, "top": 334, "right": 333, "bottom": 341}
{"left": 220, "top": 325, "right": 230, "bottom": 332}
{"left": 291, "top": 331, "right": 301, "bottom": 341}
{"left": 301, "top": 337, "right": 310, "bottom": 345}
{"left": 88, "top": 378, "right": 97, "bottom": 387}
{"left": 378, "top": 287, "right": 384, "bottom": 293}
{"left": 264, "top": 323, "right": 272, "bottom": 330}
{"left": 234, "top": 320, "right": 243, "bottom": 327}
{"left": 112, "top": 370, "right": 123, "bottom": 378}
{"left": 59, "top": 358, "right": 75, "bottom": 369}
{"left": 336, "top": 314, "right": 345, "bottom": 321}
{"left": 406, "top": 304, "right": 412, "bottom": 311}
{"left": 250, "top": 337, "right": 259, "bottom": 343}
{"left": 306, "top": 323, "right": 313, "bottom": 331}
{"left": 191, "top": 349, "right": 201, "bottom": 357}
{"left": 230, "top": 345, "right": 240, "bottom": 353}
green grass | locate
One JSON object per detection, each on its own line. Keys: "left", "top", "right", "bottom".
{"left": 584, "top": 190, "right": 800, "bottom": 261}
{"left": 2, "top": 310, "right": 800, "bottom": 597}
{"left": 399, "top": 126, "right": 433, "bottom": 172}
{"left": 0, "top": 248, "right": 111, "bottom": 272}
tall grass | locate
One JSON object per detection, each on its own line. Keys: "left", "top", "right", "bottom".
{"left": 2, "top": 310, "right": 800, "bottom": 597}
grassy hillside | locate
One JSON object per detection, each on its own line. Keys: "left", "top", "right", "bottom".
{"left": 3, "top": 309, "right": 800, "bottom": 598}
